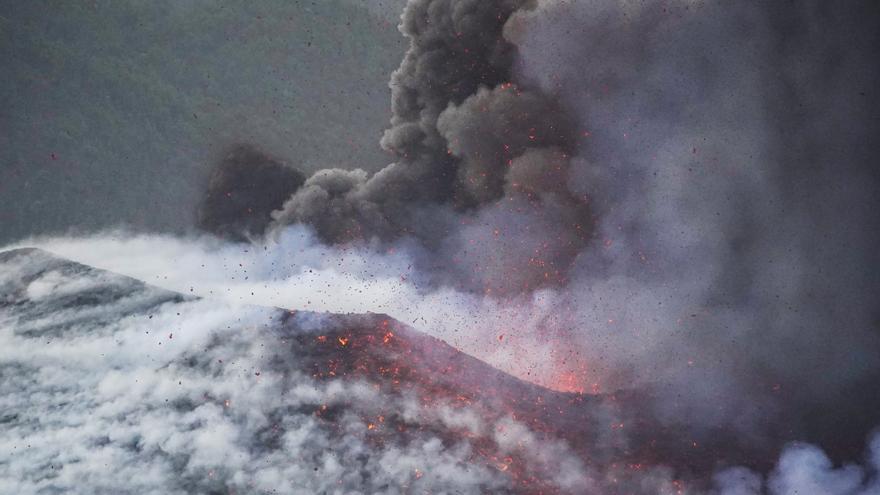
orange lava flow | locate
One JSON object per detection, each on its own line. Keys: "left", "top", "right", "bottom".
{"left": 550, "top": 371, "right": 587, "bottom": 394}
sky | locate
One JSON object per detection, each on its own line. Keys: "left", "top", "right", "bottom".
{"left": 0, "top": 0, "right": 405, "bottom": 245}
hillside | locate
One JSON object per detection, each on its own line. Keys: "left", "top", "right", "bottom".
{"left": 0, "top": 248, "right": 776, "bottom": 494}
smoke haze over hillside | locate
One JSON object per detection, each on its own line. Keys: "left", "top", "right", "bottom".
{"left": 0, "top": 0, "right": 404, "bottom": 244}
{"left": 2, "top": 0, "right": 880, "bottom": 493}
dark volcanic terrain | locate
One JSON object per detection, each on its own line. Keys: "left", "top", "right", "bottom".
{"left": 0, "top": 248, "right": 787, "bottom": 494}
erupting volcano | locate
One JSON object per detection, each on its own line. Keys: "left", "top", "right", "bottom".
{"left": 2, "top": 0, "right": 879, "bottom": 493}
{"left": 0, "top": 248, "right": 813, "bottom": 494}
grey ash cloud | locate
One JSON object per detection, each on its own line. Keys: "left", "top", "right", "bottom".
{"left": 1, "top": 245, "right": 879, "bottom": 494}
{"left": 2, "top": 0, "right": 880, "bottom": 492}
{"left": 499, "top": 0, "right": 880, "bottom": 468}
{"left": 198, "top": 145, "right": 305, "bottom": 242}
{"left": 268, "top": 0, "right": 880, "bottom": 481}
{"left": 270, "top": 0, "right": 590, "bottom": 294}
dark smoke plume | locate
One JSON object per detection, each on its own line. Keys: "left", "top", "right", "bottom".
{"left": 272, "top": 0, "right": 880, "bottom": 470}
{"left": 199, "top": 144, "right": 305, "bottom": 242}
{"left": 276, "top": 0, "right": 880, "bottom": 477}
{"left": 507, "top": 0, "right": 880, "bottom": 463}
{"left": 271, "top": 0, "right": 590, "bottom": 294}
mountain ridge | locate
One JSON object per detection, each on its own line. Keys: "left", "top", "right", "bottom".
{"left": 0, "top": 247, "right": 781, "bottom": 494}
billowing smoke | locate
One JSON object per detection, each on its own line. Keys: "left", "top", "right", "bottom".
{"left": 504, "top": 0, "right": 880, "bottom": 458}
{"left": 3, "top": 0, "right": 879, "bottom": 491}
{"left": 198, "top": 145, "right": 305, "bottom": 242}
{"left": 267, "top": 0, "right": 880, "bottom": 464}
{"left": 271, "top": 0, "right": 590, "bottom": 294}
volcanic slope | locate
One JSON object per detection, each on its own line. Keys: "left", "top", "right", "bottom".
{"left": 0, "top": 248, "right": 772, "bottom": 494}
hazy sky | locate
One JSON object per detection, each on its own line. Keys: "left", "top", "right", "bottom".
{"left": 0, "top": 0, "right": 406, "bottom": 244}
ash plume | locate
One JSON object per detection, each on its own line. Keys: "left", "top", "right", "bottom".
{"left": 3, "top": 0, "right": 879, "bottom": 492}
{"left": 271, "top": 0, "right": 880, "bottom": 474}
{"left": 198, "top": 145, "right": 305, "bottom": 242}
{"left": 270, "top": 0, "right": 590, "bottom": 294}
{"left": 508, "top": 0, "right": 880, "bottom": 461}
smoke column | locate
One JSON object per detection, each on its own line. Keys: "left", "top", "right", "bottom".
{"left": 198, "top": 144, "right": 305, "bottom": 242}
{"left": 8, "top": 0, "right": 879, "bottom": 491}
{"left": 270, "top": 0, "right": 591, "bottom": 295}
{"left": 505, "top": 0, "right": 880, "bottom": 458}
{"left": 267, "top": 0, "right": 880, "bottom": 463}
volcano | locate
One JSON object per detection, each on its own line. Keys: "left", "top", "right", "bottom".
{"left": 0, "top": 248, "right": 797, "bottom": 494}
